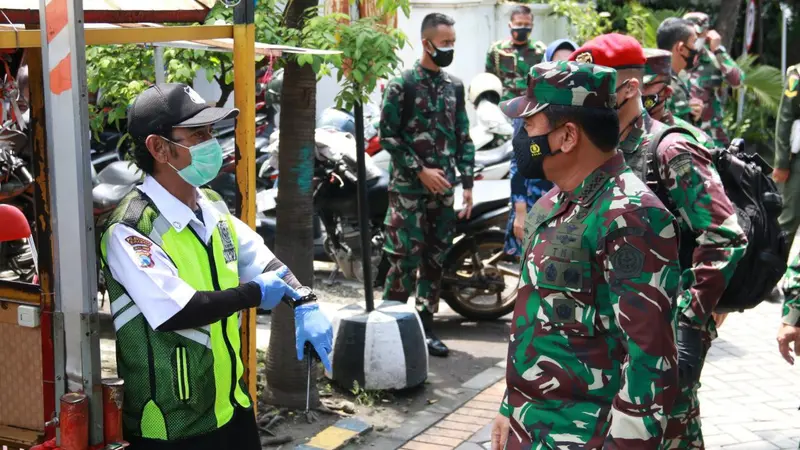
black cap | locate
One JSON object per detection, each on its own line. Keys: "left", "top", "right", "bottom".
{"left": 127, "top": 83, "right": 239, "bottom": 140}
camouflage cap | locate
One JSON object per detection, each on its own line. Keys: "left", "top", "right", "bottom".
{"left": 643, "top": 48, "right": 672, "bottom": 84}
{"left": 499, "top": 60, "right": 618, "bottom": 119}
{"left": 683, "top": 12, "right": 710, "bottom": 34}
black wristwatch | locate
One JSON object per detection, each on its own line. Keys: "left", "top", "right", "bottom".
{"left": 282, "top": 286, "right": 317, "bottom": 308}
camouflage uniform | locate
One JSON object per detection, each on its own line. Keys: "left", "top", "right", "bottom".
{"left": 485, "top": 39, "right": 547, "bottom": 101}
{"left": 666, "top": 73, "right": 693, "bottom": 123}
{"left": 378, "top": 61, "right": 475, "bottom": 313}
{"left": 644, "top": 48, "right": 716, "bottom": 151}
{"left": 684, "top": 13, "right": 745, "bottom": 147}
{"left": 498, "top": 61, "right": 681, "bottom": 448}
{"left": 780, "top": 235, "right": 800, "bottom": 326}
{"left": 618, "top": 111, "right": 746, "bottom": 450}
{"left": 774, "top": 64, "right": 800, "bottom": 241}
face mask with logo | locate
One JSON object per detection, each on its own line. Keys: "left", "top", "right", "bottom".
{"left": 166, "top": 137, "right": 224, "bottom": 187}
{"left": 511, "top": 27, "right": 532, "bottom": 42}
{"left": 511, "top": 124, "right": 561, "bottom": 180}
{"left": 427, "top": 42, "right": 455, "bottom": 68}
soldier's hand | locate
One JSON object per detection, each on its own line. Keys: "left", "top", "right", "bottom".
{"left": 707, "top": 30, "right": 722, "bottom": 51}
{"left": 491, "top": 414, "right": 510, "bottom": 450}
{"left": 458, "top": 189, "right": 473, "bottom": 219}
{"left": 689, "top": 98, "right": 703, "bottom": 121}
{"left": 513, "top": 212, "right": 525, "bottom": 241}
{"left": 773, "top": 168, "right": 790, "bottom": 183}
{"left": 418, "top": 167, "right": 452, "bottom": 194}
{"left": 777, "top": 323, "right": 800, "bottom": 365}
{"left": 712, "top": 312, "right": 728, "bottom": 329}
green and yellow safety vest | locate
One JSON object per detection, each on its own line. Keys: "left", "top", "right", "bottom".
{"left": 100, "top": 188, "right": 251, "bottom": 441}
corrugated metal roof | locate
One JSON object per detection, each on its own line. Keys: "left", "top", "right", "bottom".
{"left": 0, "top": 0, "right": 215, "bottom": 24}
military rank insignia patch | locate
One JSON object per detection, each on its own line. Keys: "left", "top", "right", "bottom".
{"left": 575, "top": 51, "right": 593, "bottom": 64}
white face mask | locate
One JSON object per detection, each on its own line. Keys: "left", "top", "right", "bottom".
{"left": 695, "top": 38, "right": 706, "bottom": 51}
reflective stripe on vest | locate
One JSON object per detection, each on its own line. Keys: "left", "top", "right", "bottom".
{"left": 99, "top": 189, "right": 250, "bottom": 441}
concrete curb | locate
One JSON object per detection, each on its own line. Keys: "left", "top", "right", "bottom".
{"left": 365, "top": 360, "right": 506, "bottom": 449}
{"left": 295, "top": 417, "right": 373, "bottom": 450}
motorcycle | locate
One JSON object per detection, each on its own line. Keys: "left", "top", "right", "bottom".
{"left": 0, "top": 127, "right": 36, "bottom": 283}
{"left": 259, "top": 128, "right": 519, "bottom": 320}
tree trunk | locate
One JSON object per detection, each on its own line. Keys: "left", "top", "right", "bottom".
{"left": 716, "top": 0, "right": 743, "bottom": 51}
{"left": 261, "top": 0, "right": 320, "bottom": 409}
{"left": 217, "top": 82, "right": 234, "bottom": 108}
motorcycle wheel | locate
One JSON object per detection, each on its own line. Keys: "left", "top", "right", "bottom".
{"left": 440, "top": 229, "right": 518, "bottom": 321}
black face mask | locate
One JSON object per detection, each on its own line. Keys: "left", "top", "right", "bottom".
{"left": 512, "top": 125, "right": 561, "bottom": 180}
{"left": 511, "top": 27, "right": 532, "bottom": 42}
{"left": 643, "top": 85, "right": 668, "bottom": 116}
{"left": 682, "top": 47, "right": 698, "bottom": 70}
{"left": 427, "top": 43, "right": 454, "bottom": 68}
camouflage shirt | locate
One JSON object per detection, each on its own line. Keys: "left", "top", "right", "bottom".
{"left": 379, "top": 61, "right": 475, "bottom": 194}
{"left": 774, "top": 64, "right": 800, "bottom": 170}
{"left": 485, "top": 39, "right": 547, "bottom": 101}
{"left": 659, "top": 108, "right": 716, "bottom": 151}
{"left": 501, "top": 151, "right": 680, "bottom": 448}
{"left": 619, "top": 111, "right": 747, "bottom": 328}
{"left": 781, "top": 243, "right": 800, "bottom": 326}
{"left": 686, "top": 48, "right": 745, "bottom": 145}
{"left": 666, "top": 73, "right": 692, "bottom": 123}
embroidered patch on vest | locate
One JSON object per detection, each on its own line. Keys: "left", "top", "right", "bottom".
{"left": 552, "top": 297, "right": 576, "bottom": 323}
{"left": 125, "top": 236, "right": 154, "bottom": 268}
{"left": 217, "top": 220, "right": 237, "bottom": 264}
{"left": 610, "top": 243, "right": 644, "bottom": 280}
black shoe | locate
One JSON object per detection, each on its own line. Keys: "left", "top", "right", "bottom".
{"left": 419, "top": 310, "right": 449, "bottom": 357}
{"left": 426, "top": 332, "right": 449, "bottom": 357}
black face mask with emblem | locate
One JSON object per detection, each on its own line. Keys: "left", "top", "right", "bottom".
{"left": 512, "top": 124, "right": 561, "bottom": 180}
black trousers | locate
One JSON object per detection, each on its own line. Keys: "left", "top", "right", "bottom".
{"left": 125, "top": 407, "right": 261, "bottom": 450}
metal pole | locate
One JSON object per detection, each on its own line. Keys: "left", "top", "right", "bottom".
{"left": 782, "top": 3, "right": 789, "bottom": 84}
{"left": 154, "top": 45, "right": 166, "bottom": 85}
{"left": 38, "top": 0, "right": 102, "bottom": 444}
{"left": 233, "top": 0, "right": 259, "bottom": 405}
{"left": 354, "top": 102, "right": 374, "bottom": 312}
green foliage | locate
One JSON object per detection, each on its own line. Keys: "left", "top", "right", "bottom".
{"left": 350, "top": 381, "right": 384, "bottom": 407}
{"left": 302, "top": 13, "right": 408, "bottom": 110}
{"left": 723, "top": 54, "right": 784, "bottom": 154}
{"left": 620, "top": 1, "right": 685, "bottom": 49}
{"left": 545, "top": 0, "right": 612, "bottom": 43}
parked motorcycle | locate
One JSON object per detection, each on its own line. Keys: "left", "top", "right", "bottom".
{"left": 259, "top": 128, "right": 519, "bottom": 320}
{"left": 0, "top": 127, "right": 36, "bottom": 283}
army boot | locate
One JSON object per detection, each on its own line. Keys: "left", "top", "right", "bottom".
{"left": 419, "top": 309, "right": 449, "bottom": 357}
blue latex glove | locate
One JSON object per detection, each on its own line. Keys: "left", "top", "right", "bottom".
{"left": 253, "top": 266, "right": 300, "bottom": 310}
{"left": 295, "top": 303, "right": 333, "bottom": 372}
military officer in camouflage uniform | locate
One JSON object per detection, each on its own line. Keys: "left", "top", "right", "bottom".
{"left": 683, "top": 12, "right": 745, "bottom": 147}
{"left": 379, "top": 13, "right": 475, "bottom": 357}
{"left": 571, "top": 34, "right": 747, "bottom": 450}
{"left": 642, "top": 48, "right": 715, "bottom": 150}
{"left": 489, "top": 60, "right": 681, "bottom": 450}
{"left": 778, "top": 234, "right": 800, "bottom": 365}
{"left": 772, "top": 64, "right": 800, "bottom": 242}
{"left": 657, "top": 18, "right": 700, "bottom": 125}
{"left": 485, "top": 5, "right": 547, "bottom": 102}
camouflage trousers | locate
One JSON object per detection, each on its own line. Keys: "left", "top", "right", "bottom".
{"left": 382, "top": 192, "right": 455, "bottom": 314}
{"left": 660, "top": 321, "right": 714, "bottom": 450}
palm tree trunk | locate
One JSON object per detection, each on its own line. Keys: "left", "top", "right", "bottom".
{"left": 716, "top": 0, "right": 743, "bottom": 51}
{"left": 261, "top": 0, "right": 320, "bottom": 409}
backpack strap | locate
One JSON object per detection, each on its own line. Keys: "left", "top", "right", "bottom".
{"left": 399, "top": 69, "right": 416, "bottom": 131}
{"left": 645, "top": 126, "right": 696, "bottom": 199}
{"left": 452, "top": 76, "right": 465, "bottom": 117}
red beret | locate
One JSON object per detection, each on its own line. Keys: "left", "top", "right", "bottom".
{"left": 568, "top": 33, "right": 646, "bottom": 70}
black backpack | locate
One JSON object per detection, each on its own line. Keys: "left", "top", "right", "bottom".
{"left": 398, "top": 69, "right": 465, "bottom": 130}
{"left": 646, "top": 127, "right": 789, "bottom": 313}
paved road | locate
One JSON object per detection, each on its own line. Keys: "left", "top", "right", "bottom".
{"left": 399, "top": 301, "right": 800, "bottom": 450}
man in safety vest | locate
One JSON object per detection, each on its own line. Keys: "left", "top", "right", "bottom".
{"left": 100, "top": 83, "right": 334, "bottom": 450}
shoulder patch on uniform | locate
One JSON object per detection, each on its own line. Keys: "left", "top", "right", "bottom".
{"left": 609, "top": 243, "right": 644, "bottom": 280}
{"left": 125, "top": 236, "right": 154, "bottom": 268}
{"left": 574, "top": 51, "right": 593, "bottom": 64}
{"left": 534, "top": 41, "right": 547, "bottom": 53}
{"left": 666, "top": 152, "right": 693, "bottom": 179}
{"left": 786, "top": 70, "right": 799, "bottom": 98}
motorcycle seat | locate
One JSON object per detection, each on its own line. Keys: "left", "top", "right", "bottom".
{"left": 366, "top": 168, "right": 390, "bottom": 214}
{"left": 92, "top": 161, "right": 143, "bottom": 209}
{"left": 474, "top": 141, "right": 512, "bottom": 168}
{"left": 454, "top": 180, "right": 510, "bottom": 219}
